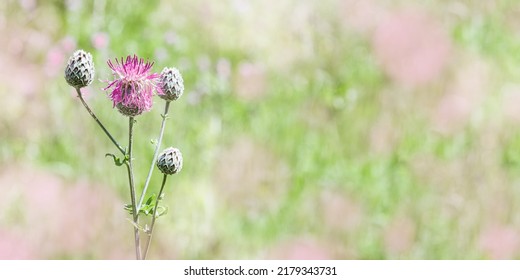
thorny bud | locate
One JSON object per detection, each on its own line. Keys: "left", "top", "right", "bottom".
{"left": 65, "top": 50, "right": 95, "bottom": 89}
{"left": 158, "top": 67, "right": 184, "bottom": 101}
{"left": 157, "top": 147, "right": 183, "bottom": 175}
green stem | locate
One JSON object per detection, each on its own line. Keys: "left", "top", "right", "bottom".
{"left": 143, "top": 174, "right": 168, "bottom": 260}
{"left": 75, "top": 88, "right": 125, "bottom": 155}
{"left": 126, "top": 117, "right": 141, "bottom": 260}
{"left": 137, "top": 101, "right": 171, "bottom": 211}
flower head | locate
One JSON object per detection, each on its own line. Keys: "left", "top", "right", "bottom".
{"left": 65, "top": 50, "right": 95, "bottom": 89}
{"left": 103, "top": 55, "right": 158, "bottom": 117}
{"left": 157, "top": 147, "right": 183, "bottom": 175}
{"left": 157, "top": 67, "right": 184, "bottom": 101}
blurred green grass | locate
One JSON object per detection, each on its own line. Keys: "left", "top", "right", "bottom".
{"left": 3, "top": 0, "right": 520, "bottom": 259}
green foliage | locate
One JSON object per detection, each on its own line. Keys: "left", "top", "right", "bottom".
{"left": 105, "top": 153, "right": 128, "bottom": 167}
{"left": 124, "top": 193, "right": 167, "bottom": 218}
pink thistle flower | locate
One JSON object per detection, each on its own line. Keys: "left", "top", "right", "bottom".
{"left": 103, "top": 55, "right": 159, "bottom": 117}
{"left": 91, "top": 32, "right": 109, "bottom": 50}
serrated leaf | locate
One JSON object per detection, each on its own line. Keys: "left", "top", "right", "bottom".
{"left": 123, "top": 204, "right": 135, "bottom": 215}
{"left": 145, "top": 194, "right": 156, "bottom": 206}
{"left": 156, "top": 206, "right": 168, "bottom": 218}
{"left": 138, "top": 203, "right": 155, "bottom": 216}
{"left": 105, "top": 153, "right": 127, "bottom": 166}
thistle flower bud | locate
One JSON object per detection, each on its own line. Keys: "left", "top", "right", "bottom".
{"left": 158, "top": 67, "right": 184, "bottom": 101}
{"left": 157, "top": 147, "right": 183, "bottom": 175}
{"left": 65, "top": 50, "right": 95, "bottom": 89}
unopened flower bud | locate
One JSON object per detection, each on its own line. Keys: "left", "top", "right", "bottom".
{"left": 65, "top": 50, "right": 95, "bottom": 89}
{"left": 157, "top": 147, "right": 183, "bottom": 175}
{"left": 158, "top": 67, "right": 184, "bottom": 101}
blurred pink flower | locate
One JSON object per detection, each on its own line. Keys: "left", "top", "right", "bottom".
{"left": 339, "top": 0, "right": 388, "bottom": 33}
{"left": 45, "top": 36, "right": 77, "bottom": 77}
{"left": 91, "top": 32, "right": 109, "bottom": 50}
{"left": 164, "top": 31, "right": 178, "bottom": 46}
{"left": 234, "top": 62, "right": 267, "bottom": 101}
{"left": 70, "top": 86, "right": 94, "bottom": 100}
{"left": 478, "top": 225, "right": 520, "bottom": 259}
{"left": 431, "top": 57, "right": 489, "bottom": 134}
{"left": 45, "top": 46, "right": 65, "bottom": 76}
{"left": 197, "top": 55, "right": 211, "bottom": 72}
{"left": 214, "top": 137, "right": 289, "bottom": 214}
{"left": 217, "top": 58, "right": 231, "bottom": 81}
{"left": 501, "top": 85, "right": 520, "bottom": 123}
{"left": 104, "top": 55, "right": 159, "bottom": 116}
{"left": 432, "top": 93, "right": 472, "bottom": 134}
{"left": 372, "top": 9, "right": 451, "bottom": 87}
{"left": 0, "top": 230, "right": 38, "bottom": 259}
{"left": 0, "top": 165, "right": 132, "bottom": 259}
{"left": 268, "top": 238, "right": 333, "bottom": 260}
{"left": 60, "top": 36, "right": 77, "bottom": 52}
{"left": 383, "top": 215, "right": 416, "bottom": 256}
{"left": 369, "top": 116, "right": 398, "bottom": 155}
{"left": 321, "top": 190, "right": 364, "bottom": 233}
{"left": 19, "top": 0, "right": 36, "bottom": 11}
{"left": 155, "top": 48, "right": 169, "bottom": 62}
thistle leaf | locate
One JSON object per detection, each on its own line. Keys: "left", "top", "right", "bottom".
{"left": 105, "top": 153, "right": 127, "bottom": 166}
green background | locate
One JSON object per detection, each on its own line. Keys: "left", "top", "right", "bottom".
{"left": 2, "top": 0, "right": 520, "bottom": 259}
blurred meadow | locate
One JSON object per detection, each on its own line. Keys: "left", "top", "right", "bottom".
{"left": 2, "top": 0, "right": 520, "bottom": 259}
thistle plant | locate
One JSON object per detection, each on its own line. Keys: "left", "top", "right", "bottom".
{"left": 64, "top": 49, "right": 184, "bottom": 260}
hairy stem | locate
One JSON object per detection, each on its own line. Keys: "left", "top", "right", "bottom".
{"left": 126, "top": 117, "right": 141, "bottom": 260}
{"left": 75, "top": 88, "right": 125, "bottom": 155}
{"left": 143, "top": 174, "right": 168, "bottom": 260}
{"left": 137, "top": 101, "right": 171, "bottom": 211}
